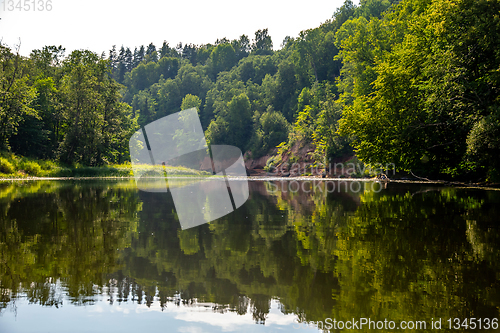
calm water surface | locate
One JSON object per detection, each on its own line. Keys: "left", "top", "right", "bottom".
{"left": 0, "top": 179, "right": 499, "bottom": 332}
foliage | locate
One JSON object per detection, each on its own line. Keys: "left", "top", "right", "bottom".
{"left": 263, "top": 154, "right": 281, "bottom": 172}
{"left": 0, "top": 45, "right": 37, "bottom": 150}
{"left": 206, "top": 93, "right": 253, "bottom": 150}
{"left": 248, "top": 106, "right": 290, "bottom": 158}
{"left": 252, "top": 29, "right": 273, "bottom": 55}
{"left": 0, "top": 0, "right": 499, "bottom": 181}
{"left": 0, "top": 157, "right": 14, "bottom": 174}
{"left": 124, "top": 56, "right": 179, "bottom": 96}
{"left": 337, "top": 0, "right": 500, "bottom": 180}
{"left": 209, "top": 43, "right": 237, "bottom": 78}
{"left": 180, "top": 93, "right": 202, "bottom": 113}
{"left": 19, "top": 160, "right": 41, "bottom": 176}
{"left": 57, "top": 50, "right": 137, "bottom": 166}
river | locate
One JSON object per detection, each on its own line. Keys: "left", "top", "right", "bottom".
{"left": 0, "top": 179, "right": 499, "bottom": 332}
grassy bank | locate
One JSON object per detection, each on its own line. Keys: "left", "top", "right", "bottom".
{"left": 0, "top": 152, "right": 209, "bottom": 178}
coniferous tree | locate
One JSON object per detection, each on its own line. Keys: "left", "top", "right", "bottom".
{"left": 146, "top": 43, "right": 157, "bottom": 62}
{"left": 146, "top": 43, "right": 156, "bottom": 56}
{"left": 135, "top": 45, "right": 145, "bottom": 65}
{"left": 182, "top": 44, "right": 197, "bottom": 64}
{"left": 160, "top": 41, "right": 170, "bottom": 59}
{"left": 124, "top": 47, "right": 133, "bottom": 71}
{"left": 108, "top": 45, "right": 117, "bottom": 72}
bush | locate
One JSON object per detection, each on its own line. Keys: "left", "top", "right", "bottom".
{"left": 20, "top": 160, "right": 42, "bottom": 176}
{"left": 289, "top": 153, "right": 299, "bottom": 164}
{"left": 0, "top": 157, "right": 15, "bottom": 174}
{"left": 248, "top": 107, "right": 290, "bottom": 158}
{"left": 39, "top": 160, "right": 58, "bottom": 171}
{"left": 264, "top": 155, "right": 281, "bottom": 172}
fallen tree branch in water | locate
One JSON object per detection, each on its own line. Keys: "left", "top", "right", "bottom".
{"left": 408, "top": 170, "right": 451, "bottom": 183}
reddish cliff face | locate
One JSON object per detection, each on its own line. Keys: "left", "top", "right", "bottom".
{"left": 243, "top": 141, "right": 357, "bottom": 177}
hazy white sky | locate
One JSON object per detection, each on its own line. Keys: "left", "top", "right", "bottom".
{"left": 0, "top": 0, "right": 349, "bottom": 56}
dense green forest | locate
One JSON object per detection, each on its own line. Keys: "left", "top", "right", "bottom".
{"left": 1, "top": 0, "right": 499, "bottom": 181}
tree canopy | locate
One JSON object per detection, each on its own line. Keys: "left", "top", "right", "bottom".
{"left": 1, "top": 0, "right": 499, "bottom": 180}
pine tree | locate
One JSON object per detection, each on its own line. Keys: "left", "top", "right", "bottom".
{"left": 146, "top": 43, "right": 157, "bottom": 62}
{"left": 160, "top": 41, "right": 170, "bottom": 59}
{"left": 124, "top": 47, "right": 133, "bottom": 71}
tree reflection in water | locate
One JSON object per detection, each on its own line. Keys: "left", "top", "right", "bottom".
{"left": 0, "top": 180, "right": 499, "bottom": 328}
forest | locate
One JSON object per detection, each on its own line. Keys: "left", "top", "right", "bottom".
{"left": 1, "top": 0, "right": 499, "bottom": 181}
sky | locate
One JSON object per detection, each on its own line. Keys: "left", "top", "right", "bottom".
{"left": 3, "top": 296, "right": 322, "bottom": 333}
{"left": 0, "top": 0, "right": 350, "bottom": 57}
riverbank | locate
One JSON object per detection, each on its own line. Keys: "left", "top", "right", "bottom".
{"left": 1, "top": 174, "right": 499, "bottom": 190}
{"left": 2, "top": 152, "right": 499, "bottom": 189}
{"left": 0, "top": 152, "right": 210, "bottom": 178}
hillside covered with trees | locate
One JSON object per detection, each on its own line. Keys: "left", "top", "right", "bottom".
{"left": 1, "top": 0, "right": 499, "bottom": 181}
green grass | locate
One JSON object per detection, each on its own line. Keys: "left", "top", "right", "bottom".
{"left": 0, "top": 152, "right": 210, "bottom": 178}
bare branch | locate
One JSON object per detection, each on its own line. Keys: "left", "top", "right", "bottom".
{"left": 426, "top": 141, "right": 455, "bottom": 150}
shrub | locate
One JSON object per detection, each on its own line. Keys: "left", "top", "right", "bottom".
{"left": 289, "top": 153, "right": 299, "bottom": 164}
{"left": 39, "top": 160, "right": 58, "bottom": 171}
{"left": 264, "top": 155, "right": 281, "bottom": 172}
{"left": 0, "top": 158, "right": 15, "bottom": 174}
{"left": 20, "top": 160, "right": 42, "bottom": 176}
